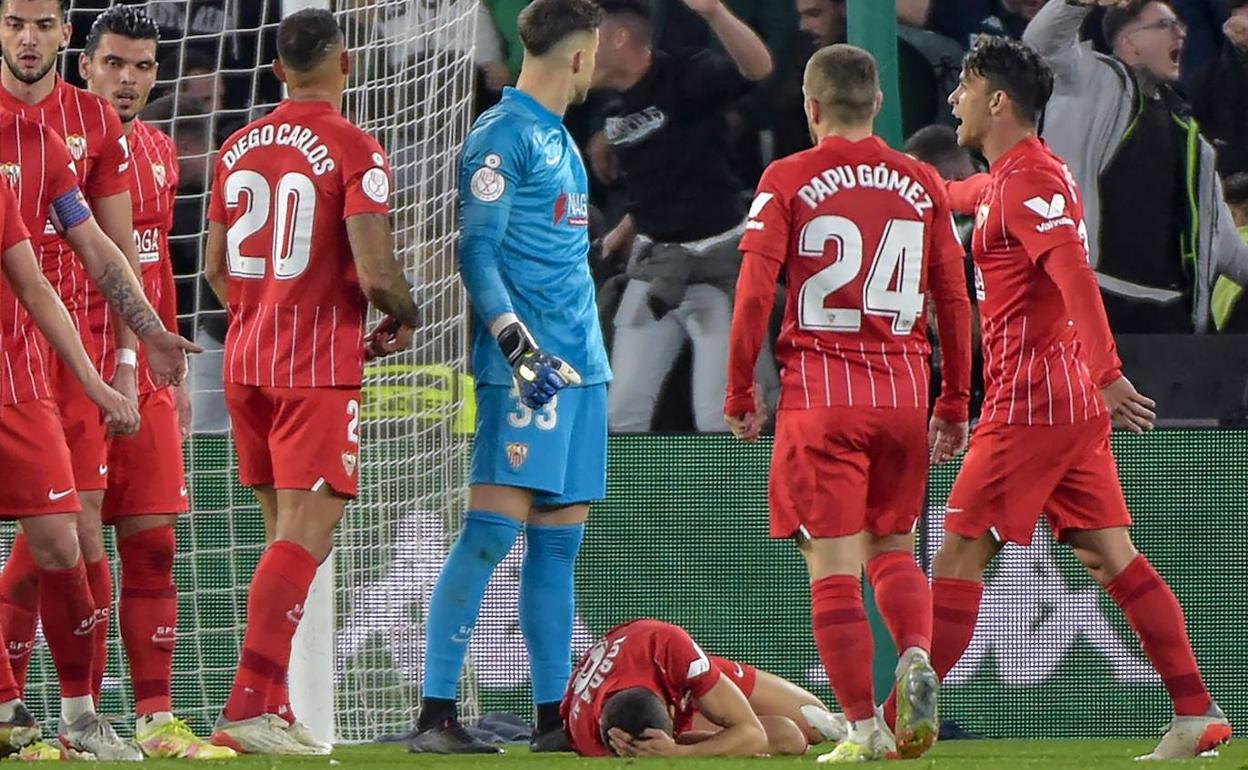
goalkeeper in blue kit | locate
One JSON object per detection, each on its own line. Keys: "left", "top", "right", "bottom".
{"left": 406, "top": 0, "right": 609, "bottom": 755}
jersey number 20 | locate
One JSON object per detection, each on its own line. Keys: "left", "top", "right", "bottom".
{"left": 226, "top": 170, "right": 317, "bottom": 280}
{"left": 798, "top": 215, "right": 925, "bottom": 335}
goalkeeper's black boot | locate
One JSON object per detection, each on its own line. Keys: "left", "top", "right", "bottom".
{"left": 405, "top": 719, "right": 501, "bottom": 755}
{"left": 529, "top": 727, "right": 571, "bottom": 753}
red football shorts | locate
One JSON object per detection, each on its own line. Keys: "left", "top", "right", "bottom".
{"left": 944, "top": 413, "right": 1132, "bottom": 545}
{"left": 711, "top": 656, "right": 758, "bottom": 699}
{"left": 769, "top": 406, "right": 929, "bottom": 539}
{"left": 103, "top": 387, "right": 188, "bottom": 521}
{"left": 50, "top": 355, "right": 109, "bottom": 491}
{"left": 0, "top": 398, "right": 80, "bottom": 517}
{"left": 225, "top": 383, "right": 361, "bottom": 498}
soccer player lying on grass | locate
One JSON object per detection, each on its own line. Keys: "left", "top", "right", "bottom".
{"left": 562, "top": 619, "right": 842, "bottom": 757}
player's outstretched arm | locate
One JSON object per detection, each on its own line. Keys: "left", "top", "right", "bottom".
{"left": 2, "top": 239, "right": 140, "bottom": 435}
{"left": 346, "top": 213, "right": 421, "bottom": 329}
{"left": 684, "top": 0, "right": 773, "bottom": 82}
{"left": 63, "top": 210, "right": 202, "bottom": 384}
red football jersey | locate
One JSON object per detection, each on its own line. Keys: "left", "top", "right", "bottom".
{"left": 127, "top": 118, "right": 180, "bottom": 394}
{"left": 207, "top": 99, "right": 392, "bottom": 388}
{"left": 970, "top": 137, "right": 1109, "bottom": 426}
{"left": 0, "top": 77, "right": 131, "bottom": 377}
{"left": 561, "top": 620, "right": 723, "bottom": 757}
{"left": 0, "top": 111, "right": 81, "bottom": 405}
{"left": 0, "top": 181, "right": 34, "bottom": 394}
{"left": 731, "top": 135, "right": 971, "bottom": 419}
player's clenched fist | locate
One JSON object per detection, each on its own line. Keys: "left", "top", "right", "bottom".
{"left": 88, "top": 378, "right": 141, "bottom": 436}
{"left": 364, "top": 316, "right": 414, "bottom": 361}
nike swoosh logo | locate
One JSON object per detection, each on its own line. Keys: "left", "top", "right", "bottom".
{"left": 946, "top": 507, "right": 965, "bottom": 514}
{"left": 179, "top": 487, "right": 188, "bottom": 497}
{"left": 734, "top": 663, "right": 744, "bottom": 678}
{"left": 98, "top": 464, "right": 108, "bottom": 476}
{"left": 48, "top": 488, "right": 74, "bottom": 501}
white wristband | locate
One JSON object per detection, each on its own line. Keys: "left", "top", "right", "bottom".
{"left": 115, "top": 348, "right": 138, "bottom": 368}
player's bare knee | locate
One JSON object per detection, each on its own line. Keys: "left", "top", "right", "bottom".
{"left": 867, "top": 532, "right": 914, "bottom": 559}
{"left": 23, "top": 518, "right": 83, "bottom": 571}
{"left": 760, "top": 715, "right": 808, "bottom": 756}
{"left": 932, "top": 533, "right": 994, "bottom": 580}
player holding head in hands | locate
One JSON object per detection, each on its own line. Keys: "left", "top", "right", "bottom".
{"left": 408, "top": 0, "right": 609, "bottom": 755}
{"left": 202, "top": 8, "right": 419, "bottom": 755}
{"left": 725, "top": 44, "right": 973, "bottom": 763}
{"left": 917, "top": 36, "right": 1229, "bottom": 760}
{"left": 0, "top": 171, "right": 141, "bottom": 760}
{"left": 80, "top": 5, "right": 235, "bottom": 759}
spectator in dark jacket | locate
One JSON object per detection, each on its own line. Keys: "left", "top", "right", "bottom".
{"left": 1190, "top": 0, "right": 1248, "bottom": 178}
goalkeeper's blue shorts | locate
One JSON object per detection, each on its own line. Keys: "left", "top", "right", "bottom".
{"left": 469, "top": 383, "right": 607, "bottom": 506}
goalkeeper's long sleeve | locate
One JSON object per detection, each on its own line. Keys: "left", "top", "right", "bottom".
{"left": 459, "top": 234, "right": 515, "bottom": 326}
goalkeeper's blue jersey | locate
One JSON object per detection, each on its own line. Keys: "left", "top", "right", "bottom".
{"left": 459, "top": 87, "right": 610, "bottom": 387}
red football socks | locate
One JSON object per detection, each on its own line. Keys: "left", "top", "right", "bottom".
{"left": 85, "top": 556, "right": 112, "bottom": 703}
{"left": 811, "top": 575, "right": 875, "bottom": 722}
{"left": 223, "top": 541, "right": 317, "bottom": 722}
{"left": 39, "top": 560, "right": 96, "bottom": 699}
{"left": 119, "top": 527, "right": 178, "bottom": 716}
{"left": 885, "top": 576, "right": 983, "bottom": 729}
{"left": 867, "top": 552, "right": 933, "bottom": 654}
{"left": 1106, "top": 555, "right": 1211, "bottom": 717}
{"left": 0, "top": 534, "right": 40, "bottom": 690}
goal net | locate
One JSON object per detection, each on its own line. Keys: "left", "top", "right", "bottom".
{"left": 7, "top": 0, "right": 478, "bottom": 743}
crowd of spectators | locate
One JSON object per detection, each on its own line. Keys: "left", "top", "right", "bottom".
{"left": 468, "top": 0, "right": 1248, "bottom": 431}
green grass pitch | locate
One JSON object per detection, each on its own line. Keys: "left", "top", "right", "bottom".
{"left": 110, "top": 740, "right": 1244, "bottom": 769}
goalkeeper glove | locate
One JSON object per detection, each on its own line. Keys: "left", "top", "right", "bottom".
{"left": 493, "top": 315, "right": 581, "bottom": 409}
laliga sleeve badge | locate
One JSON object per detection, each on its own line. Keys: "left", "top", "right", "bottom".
{"left": 470, "top": 153, "right": 506, "bottom": 202}
{"left": 342, "top": 451, "right": 358, "bottom": 477}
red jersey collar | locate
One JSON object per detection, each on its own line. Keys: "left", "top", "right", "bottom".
{"left": 993, "top": 135, "right": 1046, "bottom": 173}
{"left": 0, "top": 74, "right": 68, "bottom": 112}
{"left": 818, "top": 134, "right": 889, "bottom": 154}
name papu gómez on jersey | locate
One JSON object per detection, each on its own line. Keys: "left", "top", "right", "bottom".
{"left": 790, "top": 161, "right": 935, "bottom": 217}
{"left": 221, "top": 122, "right": 336, "bottom": 176}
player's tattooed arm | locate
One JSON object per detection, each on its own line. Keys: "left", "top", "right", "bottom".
{"left": 89, "top": 191, "right": 144, "bottom": 358}
{"left": 95, "top": 260, "right": 164, "bottom": 337}
{"left": 346, "top": 213, "right": 421, "bottom": 328}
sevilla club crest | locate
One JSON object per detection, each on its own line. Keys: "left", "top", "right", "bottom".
{"left": 64, "top": 134, "right": 87, "bottom": 162}
{"left": 506, "top": 442, "right": 529, "bottom": 469}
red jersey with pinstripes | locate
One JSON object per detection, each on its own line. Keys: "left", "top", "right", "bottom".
{"left": 0, "top": 111, "right": 81, "bottom": 405}
{"left": 971, "top": 137, "right": 1105, "bottom": 426}
{"left": 207, "top": 99, "right": 392, "bottom": 388}
{"left": 127, "top": 118, "right": 179, "bottom": 395}
{"left": 734, "top": 136, "right": 969, "bottom": 414}
{"left": 0, "top": 77, "right": 131, "bottom": 381}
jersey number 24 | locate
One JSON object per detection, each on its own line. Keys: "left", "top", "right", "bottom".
{"left": 798, "top": 215, "right": 925, "bottom": 335}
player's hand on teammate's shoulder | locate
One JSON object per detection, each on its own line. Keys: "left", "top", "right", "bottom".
{"left": 364, "top": 316, "right": 414, "bottom": 361}
{"left": 1101, "top": 376, "right": 1156, "bottom": 434}
{"left": 928, "top": 416, "right": 969, "bottom": 464}
{"left": 88, "top": 377, "right": 141, "bottom": 437}
{"left": 145, "top": 329, "right": 204, "bottom": 386}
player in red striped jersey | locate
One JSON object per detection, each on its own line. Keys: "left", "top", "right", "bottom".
{"left": 80, "top": 6, "right": 234, "bottom": 760}
{"left": 202, "top": 10, "right": 420, "bottom": 755}
{"left": 0, "top": 0, "right": 198, "bottom": 757}
{"left": 0, "top": 177, "right": 141, "bottom": 757}
{"left": 725, "top": 45, "right": 973, "bottom": 763}
{"left": 920, "top": 37, "right": 1230, "bottom": 760}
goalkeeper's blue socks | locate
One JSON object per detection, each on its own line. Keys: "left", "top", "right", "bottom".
{"left": 519, "top": 521, "right": 585, "bottom": 729}
{"left": 421, "top": 510, "right": 521, "bottom": 716}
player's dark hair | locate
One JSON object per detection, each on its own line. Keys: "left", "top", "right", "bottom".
{"left": 1102, "top": 0, "right": 1171, "bottom": 50}
{"left": 84, "top": 5, "right": 160, "bottom": 58}
{"left": 963, "top": 36, "right": 1054, "bottom": 126}
{"left": 277, "top": 8, "right": 343, "bottom": 73}
{"left": 599, "top": 688, "right": 673, "bottom": 751}
{"left": 805, "top": 44, "right": 879, "bottom": 126}
{"left": 517, "top": 0, "right": 603, "bottom": 57}
{"left": 1224, "top": 173, "right": 1248, "bottom": 209}
{"left": 1230, "top": 0, "right": 1248, "bottom": 11}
